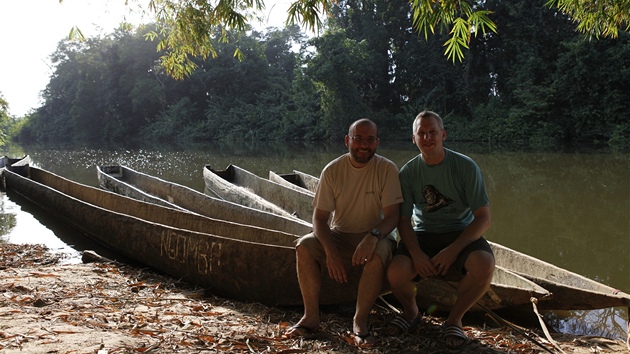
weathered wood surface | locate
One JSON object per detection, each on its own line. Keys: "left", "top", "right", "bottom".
{"left": 490, "top": 242, "right": 630, "bottom": 310}
{"left": 266, "top": 168, "right": 630, "bottom": 311}
{"left": 97, "top": 165, "right": 312, "bottom": 236}
{"left": 204, "top": 164, "right": 315, "bottom": 222}
{"left": 5, "top": 166, "right": 307, "bottom": 305}
{"left": 269, "top": 170, "right": 319, "bottom": 194}
{"left": 1, "top": 155, "right": 29, "bottom": 190}
{"left": 202, "top": 165, "right": 300, "bottom": 220}
{"left": 4, "top": 166, "right": 556, "bottom": 311}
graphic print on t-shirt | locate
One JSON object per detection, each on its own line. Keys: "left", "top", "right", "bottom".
{"left": 421, "top": 184, "right": 454, "bottom": 213}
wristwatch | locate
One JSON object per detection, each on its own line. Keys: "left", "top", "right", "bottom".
{"left": 370, "top": 228, "right": 381, "bottom": 240}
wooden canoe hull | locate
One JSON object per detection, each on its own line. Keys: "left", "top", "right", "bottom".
{"left": 269, "top": 170, "right": 319, "bottom": 194}
{"left": 4, "top": 166, "right": 310, "bottom": 306}
{"left": 414, "top": 265, "right": 551, "bottom": 312}
{"left": 1, "top": 155, "right": 29, "bottom": 189}
{"left": 97, "top": 165, "right": 312, "bottom": 236}
{"left": 98, "top": 166, "right": 549, "bottom": 309}
{"left": 204, "top": 165, "right": 315, "bottom": 222}
{"left": 202, "top": 165, "right": 298, "bottom": 220}
{"left": 490, "top": 242, "right": 630, "bottom": 310}
{"left": 265, "top": 168, "right": 630, "bottom": 311}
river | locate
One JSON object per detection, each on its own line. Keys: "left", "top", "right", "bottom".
{"left": 1, "top": 141, "right": 628, "bottom": 341}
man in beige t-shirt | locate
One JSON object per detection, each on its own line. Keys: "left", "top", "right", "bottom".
{"left": 284, "top": 119, "right": 403, "bottom": 347}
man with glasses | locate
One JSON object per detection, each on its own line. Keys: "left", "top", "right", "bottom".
{"left": 284, "top": 118, "right": 403, "bottom": 347}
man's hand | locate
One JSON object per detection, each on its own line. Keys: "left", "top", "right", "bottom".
{"left": 326, "top": 250, "right": 349, "bottom": 283}
{"left": 352, "top": 234, "right": 378, "bottom": 266}
{"left": 431, "top": 246, "right": 458, "bottom": 276}
{"left": 412, "top": 252, "right": 439, "bottom": 278}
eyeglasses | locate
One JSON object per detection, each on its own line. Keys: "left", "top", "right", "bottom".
{"left": 350, "top": 136, "right": 379, "bottom": 144}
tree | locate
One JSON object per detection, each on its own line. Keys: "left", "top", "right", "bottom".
{"left": 547, "top": 0, "right": 630, "bottom": 39}
{"left": 0, "top": 94, "right": 9, "bottom": 145}
{"left": 72, "top": 0, "right": 626, "bottom": 78}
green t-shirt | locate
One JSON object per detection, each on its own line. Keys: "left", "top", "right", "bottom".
{"left": 399, "top": 148, "right": 489, "bottom": 233}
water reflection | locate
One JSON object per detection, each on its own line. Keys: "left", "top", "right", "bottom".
{"left": 0, "top": 141, "right": 628, "bottom": 340}
{"left": 0, "top": 193, "right": 18, "bottom": 240}
{"left": 545, "top": 307, "right": 628, "bottom": 340}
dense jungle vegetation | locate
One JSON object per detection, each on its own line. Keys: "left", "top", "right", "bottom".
{"left": 2, "top": 0, "right": 629, "bottom": 147}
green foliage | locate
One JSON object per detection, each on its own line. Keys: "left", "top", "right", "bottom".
{"left": 547, "top": 0, "right": 630, "bottom": 39}
{"left": 9, "top": 1, "right": 629, "bottom": 149}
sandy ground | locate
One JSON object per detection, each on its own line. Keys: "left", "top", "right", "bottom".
{"left": 0, "top": 244, "right": 627, "bottom": 354}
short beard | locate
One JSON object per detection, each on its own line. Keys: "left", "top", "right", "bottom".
{"left": 350, "top": 149, "right": 374, "bottom": 164}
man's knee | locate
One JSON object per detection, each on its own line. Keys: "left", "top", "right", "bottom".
{"left": 386, "top": 256, "right": 410, "bottom": 287}
{"left": 467, "top": 250, "right": 495, "bottom": 279}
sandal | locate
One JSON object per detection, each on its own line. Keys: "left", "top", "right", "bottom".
{"left": 443, "top": 324, "right": 468, "bottom": 350}
{"left": 386, "top": 315, "right": 421, "bottom": 336}
{"left": 349, "top": 331, "right": 375, "bottom": 348}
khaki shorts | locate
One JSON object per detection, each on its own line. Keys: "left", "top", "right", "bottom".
{"left": 296, "top": 230, "right": 395, "bottom": 269}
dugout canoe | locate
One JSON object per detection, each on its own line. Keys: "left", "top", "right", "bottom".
{"left": 4, "top": 165, "right": 305, "bottom": 305}
{"left": 0, "top": 155, "right": 29, "bottom": 171}
{"left": 98, "top": 165, "right": 559, "bottom": 310}
{"left": 203, "top": 164, "right": 315, "bottom": 222}
{"left": 5, "top": 165, "right": 556, "bottom": 310}
{"left": 269, "top": 170, "right": 319, "bottom": 194}
{"left": 265, "top": 169, "right": 630, "bottom": 312}
{"left": 96, "top": 165, "right": 312, "bottom": 235}
{"left": 490, "top": 242, "right": 630, "bottom": 311}
{"left": 1, "top": 155, "right": 29, "bottom": 189}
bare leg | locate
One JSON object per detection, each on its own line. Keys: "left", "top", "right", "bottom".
{"left": 285, "top": 245, "right": 321, "bottom": 335}
{"left": 387, "top": 255, "right": 419, "bottom": 323}
{"left": 353, "top": 254, "right": 385, "bottom": 336}
{"left": 445, "top": 250, "right": 495, "bottom": 347}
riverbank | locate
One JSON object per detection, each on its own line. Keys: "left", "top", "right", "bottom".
{"left": 0, "top": 244, "right": 627, "bottom": 353}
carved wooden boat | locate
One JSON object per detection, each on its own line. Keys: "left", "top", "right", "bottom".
{"left": 264, "top": 169, "right": 630, "bottom": 312}
{"left": 3, "top": 165, "right": 552, "bottom": 310}
{"left": 269, "top": 170, "right": 319, "bottom": 194}
{"left": 96, "top": 165, "right": 312, "bottom": 235}
{"left": 1, "top": 155, "right": 29, "bottom": 189}
{"left": 491, "top": 243, "right": 630, "bottom": 311}
{"left": 3, "top": 165, "right": 307, "bottom": 305}
{"left": 203, "top": 164, "right": 315, "bottom": 222}
{"left": 0, "top": 155, "right": 29, "bottom": 170}
{"left": 99, "top": 165, "right": 556, "bottom": 310}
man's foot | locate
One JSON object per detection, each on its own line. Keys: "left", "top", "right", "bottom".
{"left": 283, "top": 324, "right": 319, "bottom": 339}
{"left": 386, "top": 314, "right": 421, "bottom": 336}
{"left": 349, "top": 331, "right": 375, "bottom": 348}
{"left": 443, "top": 324, "right": 468, "bottom": 350}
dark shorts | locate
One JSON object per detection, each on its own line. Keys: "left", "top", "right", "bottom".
{"left": 394, "top": 230, "right": 493, "bottom": 281}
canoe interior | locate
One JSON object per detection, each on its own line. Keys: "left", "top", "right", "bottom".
{"left": 206, "top": 164, "right": 315, "bottom": 223}
{"left": 97, "top": 165, "right": 312, "bottom": 236}
{"left": 203, "top": 165, "right": 299, "bottom": 219}
{"left": 269, "top": 170, "right": 318, "bottom": 195}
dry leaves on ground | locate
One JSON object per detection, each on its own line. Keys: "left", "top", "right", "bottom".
{"left": 0, "top": 244, "right": 627, "bottom": 353}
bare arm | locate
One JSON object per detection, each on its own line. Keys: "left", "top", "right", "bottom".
{"left": 432, "top": 205, "right": 492, "bottom": 274}
{"left": 352, "top": 202, "right": 400, "bottom": 266}
{"left": 312, "top": 208, "right": 348, "bottom": 283}
{"left": 397, "top": 215, "right": 436, "bottom": 278}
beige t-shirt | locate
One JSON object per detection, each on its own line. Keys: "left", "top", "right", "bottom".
{"left": 314, "top": 154, "right": 403, "bottom": 233}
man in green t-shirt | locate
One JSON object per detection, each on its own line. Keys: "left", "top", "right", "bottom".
{"left": 386, "top": 111, "right": 495, "bottom": 350}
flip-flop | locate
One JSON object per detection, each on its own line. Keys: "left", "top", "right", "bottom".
{"left": 386, "top": 315, "right": 421, "bottom": 336}
{"left": 350, "top": 331, "right": 375, "bottom": 348}
{"left": 283, "top": 324, "right": 319, "bottom": 339}
{"left": 443, "top": 324, "right": 468, "bottom": 350}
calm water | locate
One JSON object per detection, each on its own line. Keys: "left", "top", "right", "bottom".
{"left": 1, "top": 141, "right": 628, "bottom": 340}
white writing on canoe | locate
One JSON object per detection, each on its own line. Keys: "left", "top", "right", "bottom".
{"left": 159, "top": 230, "right": 222, "bottom": 274}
